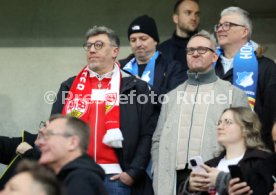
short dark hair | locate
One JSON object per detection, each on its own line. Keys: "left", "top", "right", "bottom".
{"left": 16, "top": 160, "right": 62, "bottom": 195}
{"left": 173, "top": 0, "right": 199, "bottom": 14}
{"left": 49, "top": 114, "right": 90, "bottom": 153}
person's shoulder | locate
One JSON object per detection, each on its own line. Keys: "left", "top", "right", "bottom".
{"left": 61, "top": 76, "right": 76, "bottom": 87}
{"left": 121, "top": 70, "right": 149, "bottom": 90}
{"left": 119, "top": 54, "right": 135, "bottom": 67}
{"left": 166, "top": 81, "right": 186, "bottom": 95}
{"left": 258, "top": 55, "right": 276, "bottom": 65}
{"left": 244, "top": 148, "right": 271, "bottom": 160}
{"left": 158, "top": 38, "right": 172, "bottom": 49}
{"left": 61, "top": 155, "right": 104, "bottom": 180}
{"left": 215, "top": 77, "right": 232, "bottom": 86}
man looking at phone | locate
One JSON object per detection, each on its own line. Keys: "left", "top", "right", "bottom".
{"left": 151, "top": 30, "right": 249, "bottom": 195}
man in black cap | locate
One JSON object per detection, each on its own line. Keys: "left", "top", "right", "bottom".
{"left": 119, "top": 14, "right": 186, "bottom": 195}
{"left": 120, "top": 15, "right": 186, "bottom": 98}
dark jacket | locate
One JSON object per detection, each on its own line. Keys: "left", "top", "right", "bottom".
{"left": 157, "top": 31, "right": 195, "bottom": 73}
{"left": 206, "top": 149, "right": 270, "bottom": 195}
{"left": 247, "top": 153, "right": 276, "bottom": 195}
{"left": 119, "top": 52, "right": 187, "bottom": 96}
{"left": 51, "top": 70, "right": 156, "bottom": 194}
{"left": 57, "top": 154, "right": 107, "bottom": 195}
{"left": 181, "top": 149, "right": 270, "bottom": 195}
{"left": 0, "top": 131, "right": 39, "bottom": 189}
{"left": 215, "top": 56, "right": 276, "bottom": 149}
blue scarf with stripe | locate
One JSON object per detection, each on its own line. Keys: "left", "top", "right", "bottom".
{"left": 216, "top": 42, "right": 258, "bottom": 109}
{"left": 123, "top": 51, "right": 159, "bottom": 86}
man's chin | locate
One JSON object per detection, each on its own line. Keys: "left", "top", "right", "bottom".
{"left": 38, "top": 156, "right": 50, "bottom": 165}
{"left": 88, "top": 63, "right": 99, "bottom": 71}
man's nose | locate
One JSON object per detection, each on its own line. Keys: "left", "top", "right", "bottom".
{"left": 89, "top": 44, "right": 97, "bottom": 52}
{"left": 135, "top": 40, "right": 142, "bottom": 47}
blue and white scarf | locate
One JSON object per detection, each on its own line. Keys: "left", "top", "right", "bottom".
{"left": 216, "top": 42, "right": 258, "bottom": 109}
{"left": 123, "top": 51, "right": 159, "bottom": 86}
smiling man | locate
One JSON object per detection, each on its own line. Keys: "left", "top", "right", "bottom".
{"left": 214, "top": 6, "right": 276, "bottom": 150}
{"left": 151, "top": 30, "right": 249, "bottom": 195}
{"left": 35, "top": 115, "right": 107, "bottom": 195}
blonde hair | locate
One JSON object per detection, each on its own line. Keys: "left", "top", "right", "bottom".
{"left": 223, "top": 107, "right": 266, "bottom": 150}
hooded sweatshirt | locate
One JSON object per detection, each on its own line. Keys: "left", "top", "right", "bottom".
{"left": 57, "top": 154, "right": 107, "bottom": 195}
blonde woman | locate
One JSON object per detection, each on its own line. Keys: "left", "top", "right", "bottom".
{"left": 182, "top": 107, "right": 270, "bottom": 195}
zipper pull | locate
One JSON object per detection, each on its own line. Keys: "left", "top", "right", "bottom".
{"left": 195, "top": 73, "right": 199, "bottom": 81}
{"left": 98, "top": 80, "right": 102, "bottom": 89}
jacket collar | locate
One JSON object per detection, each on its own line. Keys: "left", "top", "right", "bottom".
{"left": 186, "top": 69, "right": 218, "bottom": 85}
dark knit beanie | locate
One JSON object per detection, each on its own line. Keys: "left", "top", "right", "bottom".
{"left": 128, "top": 15, "right": 160, "bottom": 43}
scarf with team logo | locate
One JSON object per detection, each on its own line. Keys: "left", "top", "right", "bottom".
{"left": 123, "top": 51, "right": 159, "bottom": 86}
{"left": 62, "top": 62, "right": 123, "bottom": 150}
{"left": 216, "top": 41, "right": 258, "bottom": 109}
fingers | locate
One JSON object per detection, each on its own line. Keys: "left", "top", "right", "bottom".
{"left": 189, "top": 172, "right": 211, "bottom": 192}
{"left": 110, "top": 174, "right": 120, "bottom": 180}
{"left": 120, "top": 172, "right": 134, "bottom": 186}
{"left": 201, "top": 164, "right": 211, "bottom": 172}
{"left": 16, "top": 142, "right": 33, "bottom": 154}
{"left": 228, "top": 178, "right": 252, "bottom": 195}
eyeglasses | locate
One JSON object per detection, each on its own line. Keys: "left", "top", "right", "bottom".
{"left": 216, "top": 119, "right": 235, "bottom": 127}
{"left": 37, "top": 130, "right": 73, "bottom": 141}
{"left": 186, "top": 46, "right": 215, "bottom": 55}
{"left": 83, "top": 41, "right": 105, "bottom": 51}
{"left": 214, "top": 22, "right": 246, "bottom": 32}
{"left": 39, "top": 121, "right": 46, "bottom": 129}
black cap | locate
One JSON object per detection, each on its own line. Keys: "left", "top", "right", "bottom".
{"left": 127, "top": 15, "right": 159, "bottom": 43}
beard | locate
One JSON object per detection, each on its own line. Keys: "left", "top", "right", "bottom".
{"left": 179, "top": 23, "right": 198, "bottom": 35}
{"left": 88, "top": 62, "right": 99, "bottom": 72}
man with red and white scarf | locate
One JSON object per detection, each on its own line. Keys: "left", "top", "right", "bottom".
{"left": 51, "top": 26, "right": 156, "bottom": 195}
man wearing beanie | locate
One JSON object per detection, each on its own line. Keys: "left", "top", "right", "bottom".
{"left": 120, "top": 14, "right": 186, "bottom": 194}
{"left": 120, "top": 14, "right": 186, "bottom": 106}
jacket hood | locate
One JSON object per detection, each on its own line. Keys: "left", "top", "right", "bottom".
{"left": 57, "top": 154, "right": 105, "bottom": 181}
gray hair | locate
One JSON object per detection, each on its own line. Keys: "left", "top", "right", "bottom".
{"left": 189, "top": 30, "right": 217, "bottom": 50}
{"left": 49, "top": 114, "right": 90, "bottom": 154}
{"left": 221, "top": 6, "right": 252, "bottom": 39}
{"left": 86, "top": 25, "right": 120, "bottom": 47}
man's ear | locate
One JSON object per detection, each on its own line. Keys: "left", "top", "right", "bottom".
{"left": 173, "top": 14, "right": 178, "bottom": 25}
{"left": 112, "top": 47, "right": 120, "bottom": 59}
{"left": 68, "top": 135, "right": 80, "bottom": 151}
{"left": 212, "top": 53, "right": 219, "bottom": 63}
{"left": 241, "top": 27, "right": 249, "bottom": 40}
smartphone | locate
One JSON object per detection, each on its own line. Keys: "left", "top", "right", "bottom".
{"left": 188, "top": 156, "right": 206, "bottom": 173}
{"left": 228, "top": 165, "right": 244, "bottom": 182}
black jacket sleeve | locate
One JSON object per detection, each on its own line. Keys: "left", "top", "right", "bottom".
{"left": 51, "top": 76, "right": 75, "bottom": 115}
{"left": 125, "top": 81, "right": 156, "bottom": 181}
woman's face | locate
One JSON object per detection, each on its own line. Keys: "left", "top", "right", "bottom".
{"left": 217, "top": 110, "right": 245, "bottom": 147}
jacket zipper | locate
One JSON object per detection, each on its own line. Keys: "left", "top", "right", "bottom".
{"left": 94, "top": 78, "right": 102, "bottom": 163}
{"left": 186, "top": 73, "right": 199, "bottom": 166}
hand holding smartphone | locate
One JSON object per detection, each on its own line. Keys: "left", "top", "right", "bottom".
{"left": 228, "top": 165, "right": 244, "bottom": 182}
{"left": 188, "top": 156, "right": 206, "bottom": 173}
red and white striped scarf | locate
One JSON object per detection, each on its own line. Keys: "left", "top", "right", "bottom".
{"left": 62, "top": 63, "right": 123, "bottom": 158}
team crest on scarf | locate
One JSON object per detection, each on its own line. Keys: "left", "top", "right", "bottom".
{"left": 65, "top": 98, "right": 89, "bottom": 118}
{"left": 105, "top": 93, "right": 117, "bottom": 113}
{"left": 236, "top": 72, "right": 254, "bottom": 88}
